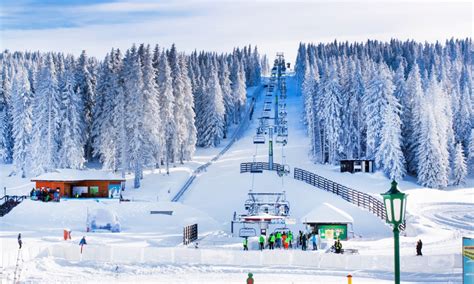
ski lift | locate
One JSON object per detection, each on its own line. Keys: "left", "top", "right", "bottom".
{"left": 277, "top": 164, "right": 290, "bottom": 177}
{"left": 253, "top": 134, "right": 265, "bottom": 144}
{"left": 250, "top": 163, "right": 263, "bottom": 173}
{"left": 239, "top": 227, "right": 257, "bottom": 238}
{"left": 276, "top": 136, "right": 287, "bottom": 146}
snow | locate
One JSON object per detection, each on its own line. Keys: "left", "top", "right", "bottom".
{"left": 300, "top": 202, "right": 354, "bottom": 224}
{"left": 0, "top": 75, "right": 472, "bottom": 283}
{"left": 31, "top": 168, "right": 124, "bottom": 182}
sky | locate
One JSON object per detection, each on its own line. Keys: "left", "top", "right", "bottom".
{"left": 0, "top": 0, "right": 472, "bottom": 64}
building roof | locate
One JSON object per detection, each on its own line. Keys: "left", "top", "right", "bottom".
{"left": 301, "top": 202, "right": 354, "bottom": 224}
{"left": 31, "top": 169, "right": 125, "bottom": 182}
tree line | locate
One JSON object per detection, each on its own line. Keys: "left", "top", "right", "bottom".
{"left": 0, "top": 44, "right": 265, "bottom": 187}
{"left": 295, "top": 38, "right": 472, "bottom": 188}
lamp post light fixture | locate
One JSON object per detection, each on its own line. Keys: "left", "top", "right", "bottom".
{"left": 381, "top": 180, "right": 407, "bottom": 284}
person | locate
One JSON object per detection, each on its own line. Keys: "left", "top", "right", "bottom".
{"left": 54, "top": 190, "right": 60, "bottom": 202}
{"left": 416, "top": 239, "right": 423, "bottom": 256}
{"left": 284, "top": 237, "right": 289, "bottom": 249}
{"left": 301, "top": 233, "right": 307, "bottom": 251}
{"left": 259, "top": 234, "right": 265, "bottom": 251}
{"left": 298, "top": 231, "right": 303, "bottom": 248}
{"left": 288, "top": 231, "right": 293, "bottom": 248}
{"left": 79, "top": 236, "right": 87, "bottom": 254}
{"left": 18, "top": 233, "right": 22, "bottom": 249}
{"left": 335, "top": 239, "right": 342, "bottom": 254}
{"left": 282, "top": 232, "right": 287, "bottom": 249}
{"left": 243, "top": 237, "right": 248, "bottom": 251}
{"left": 312, "top": 234, "right": 318, "bottom": 250}
{"left": 276, "top": 231, "right": 282, "bottom": 249}
{"left": 269, "top": 234, "right": 275, "bottom": 250}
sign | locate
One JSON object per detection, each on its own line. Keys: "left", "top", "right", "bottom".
{"left": 318, "top": 224, "right": 348, "bottom": 240}
{"left": 463, "top": 237, "right": 474, "bottom": 284}
{"left": 239, "top": 228, "right": 256, "bottom": 237}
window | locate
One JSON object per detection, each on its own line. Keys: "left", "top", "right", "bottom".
{"left": 89, "top": 186, "right": 99, "bottom": 196}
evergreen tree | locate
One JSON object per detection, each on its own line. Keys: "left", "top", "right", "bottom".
{"left": 75, "top": 50, "right": 95, "bottom": 161}
{"left": 30, "top": 53, "right": 61, "bottom": 175}
{"left": 180, "top": 54, "right": 197, "bottom": 160}
{"left": 58, "top": 55, "right": 85, "bottom": 169}
{"left": 198, "top": 61, "right": 225, "bottom": 147}
{"left": 11, "top": 64, "right": 32, "bottom": 177}
{"left": 453, "top": 142, "right": 467, "bottom": 185}
{"left": 156, "top": 51, "right": 175, "bottom": 174}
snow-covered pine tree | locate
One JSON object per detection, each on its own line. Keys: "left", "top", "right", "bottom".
{"left": 123, "top": 45, "right": 145, "bottom": 188}
{"left": 375, "top": 77, "right": 406, "bottom": 181}
{"left": 156, "top": 50, "right": 175, "bottom": 174}
{"left": 168, "top": 44, "right": 186, "bottom": 164}
{"left": 179, "top": 54, "right": 197, "bottom": 160}
{"left": 453, "top": 142, "right": 467, "bottom": 185}
{"left": 364, "top": 61, "right": 394, "bottom": 160}
{"left": 75, "top": 51, "right": 95, "bottom": 161}
{"left": 198, "top": 59, "right": 225, "bottom": 147}
{"left": 30, "top": 53, "right": 61, "bottom": 175}
{"left": 218, "top": 57, "right": 233, "bottom": 136}
{"left": 0, "top": 60, "right": 14, "bottom": 163}
{"left": 58, "top": 55, "right": 85, "bottom": 169}
{"left": 11, "top": 64, "right": 32, "bottom": 177}
{"left": 140, "top": 44, "right": 162, "bottom": 169}
{"left": 403, "top": 63, "right": 424, "bottom": 174}
{"left": 469, "top": 129, "right": 474, "bottom": 175}
{"left": 318, "top": 59, "right": 342, "bottom": 164}
{"left": 231, "top": 56, "right": 246, "bottom": 124}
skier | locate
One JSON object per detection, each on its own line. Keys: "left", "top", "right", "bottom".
{"left": 288, "top": 231, "right": 293, "bottom": 248}
{"left": 243, "top": 237, "right": 248, "bottom": 251}
{"left": 269, "top": 234, "right": 276, "bottom": 250}
{"left": 276, "top": 231, "right": 282, "bottom": 249}
{"left": 258, "top": 234, "right": 265, "bottom": 251}
{"left": 416, "top": 239, "right": 423, "bottom": 256}
{"left": 311, "top": 234, "right": 318, "bottom": 250}
{"left": 79, "top": 236, "right": 87, "bottom": 254}
{"left": 334, "top": 239, "right": 342, "bottom": 254}
{"left": 301, "top": 233, "right": 307, "bottom": 251}
{"left": 17, "top": 233, "right": 22, "bottom": 249}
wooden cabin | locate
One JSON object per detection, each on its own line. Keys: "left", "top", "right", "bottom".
{"left": 340, "top": 159, "right": 374, "bottom": 173}
{"left": 31, "top": 169, "right": 125, "bottom": 198}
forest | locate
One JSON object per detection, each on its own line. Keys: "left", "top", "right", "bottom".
{"left": 295, "top": 38, "right": 472, "bottom": 188}
{"left": 0, "top": 44, "right": 267, "bottom": 187}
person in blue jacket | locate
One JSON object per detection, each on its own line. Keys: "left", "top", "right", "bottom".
{"left": 79, "top": 236, "right": 87, "bottom": 254}
{"left": 311, "top": 234, "right": 318, "bottom": 250}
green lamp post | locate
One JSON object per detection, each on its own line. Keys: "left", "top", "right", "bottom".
{"left": 381, "top": 180, "right": 407, "bottom": 284}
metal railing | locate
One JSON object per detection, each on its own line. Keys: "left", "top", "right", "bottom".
{"left": 293, "top": 167, "right": 405, "bottom": 231}
{"left": 240, "top": 162, "right": 285, "bottom": 173}
{"left": 0, "top": 195, "right": 28, "bottom": 217}
{"left": 172, "top": 85, "right": 263, "bottom": 202}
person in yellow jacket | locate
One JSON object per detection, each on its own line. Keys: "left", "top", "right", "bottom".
{"left": 259, "top": 234, "right": 265, "bottom": 250}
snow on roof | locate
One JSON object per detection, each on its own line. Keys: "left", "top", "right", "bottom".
{"left": 301, "top": 202, "right": 354, "bottom": 224}
{"left": 31, "top": 169, "right": 125, "bottom": 182}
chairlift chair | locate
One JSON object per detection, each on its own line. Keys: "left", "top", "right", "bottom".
{"left": 253, "top": 134, "right": 265, "bottom": 144}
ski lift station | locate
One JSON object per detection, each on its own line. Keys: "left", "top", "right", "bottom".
{"left": 232, "top": 190, "right": 291, "bottom": 237}
{"left": 301, "top": 203, "right": 354, "bottom": 240}
{"left": 31, "top": 169, "right": 125, "bottom": 198}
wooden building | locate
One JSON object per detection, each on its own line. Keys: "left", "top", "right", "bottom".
{"left": 340, "top": 159, "right": 374, "bottom": 173}
{"left": 31, "top": 169, "right": 125, "bottom": 198}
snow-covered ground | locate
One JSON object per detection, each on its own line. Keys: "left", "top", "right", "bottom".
{"left": 1, "top": 77, "right": 472, "bottom": 283}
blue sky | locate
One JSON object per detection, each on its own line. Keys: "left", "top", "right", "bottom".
{"left": 1, "top": 0, "right": 472, "bottom": 63}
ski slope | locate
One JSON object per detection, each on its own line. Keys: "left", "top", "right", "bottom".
{"left": 0, "top": 75, "right": 472, "bottom": 283}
